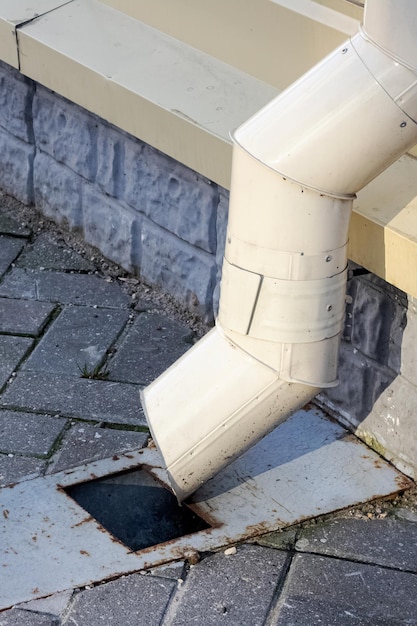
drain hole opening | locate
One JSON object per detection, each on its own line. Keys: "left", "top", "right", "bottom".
{"left": 65, "top": 467, "right": 211, "bottom": 551}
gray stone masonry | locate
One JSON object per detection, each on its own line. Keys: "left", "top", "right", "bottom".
{"left": 0, "top": 128, "right": 35, "bottom": 205}
{"left": 1, "top": 58, "right": 417, "bottom": 480}
{"left": 0, "top": 62, "right": 34, "bottom": 143}
{"left": 320, "top": 267, "right": 417, "bottom": 480}
{"left": 0, "top": 199, "right": 417, "bottom": 625}
{"left": 0, "top": 60, "right": 224, "bottom": 321}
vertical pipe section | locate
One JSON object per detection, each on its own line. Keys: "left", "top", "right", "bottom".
{"left": 142, "top": 0, "right": 417, "bottom": 501}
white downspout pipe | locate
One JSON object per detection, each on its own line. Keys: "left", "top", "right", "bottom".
{"left": 141, "top": 0, "right": 417, "bottom": 501}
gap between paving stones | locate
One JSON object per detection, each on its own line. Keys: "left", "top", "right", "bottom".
{"left": 0, "top": 306, "right": 62, "bottom": 393}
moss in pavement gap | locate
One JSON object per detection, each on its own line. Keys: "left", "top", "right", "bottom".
{"left": 102, "top": 422, "right": 150, "bottom": 434}
{"left": 77, "top": 361, "right": 111, "bottom": 380}
{"left": 43, "top": 419, "right": 74, "bottom": 460}
{"left": 64, "top": 417, "right": 150, "bottom": 434}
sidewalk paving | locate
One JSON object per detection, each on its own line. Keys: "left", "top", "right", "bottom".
{"left": 0, "top": 196, "right": 417, "bottom": 624}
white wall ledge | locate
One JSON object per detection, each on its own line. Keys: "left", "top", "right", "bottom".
{"left": 15, "top": 0, "right": 277, "bottom": 189}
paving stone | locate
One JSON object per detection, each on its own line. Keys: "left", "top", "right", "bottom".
{"left": 167, "top": 544, "right": 287, "bottom": 625}
{"left": 23, "top": 306, "right": 129, "bottom": 376}
{"left": 254, "top": 528, "right": 298, "bottom": 551}
{"left": 16, "top": 232, "right": 95, "bottom": 271}
{"left": 47, "top": 423, "right": 148, "bottom": 473}
{"left": 0, "top": 454, "right": 45, "bottom": 487}
{"left": 0, "top": 268, "right": 131, "bottom": 308}
{"left": 0, "top": 235, "right": 25, "bottom": 277}
{"left": 65, "top": 573, "right": 175, "bottom": 626}
{"left": 0, "top": 210, "right": 31, "bottom": 237}
{"left": 296, "top": 516, "right": 417, "bottom": 573}
{"left": 18, "top": 590, "right": 74, "bottom": 619}
{"left": 0, "top": 608, "right": 57, "bottom": 625}
{"left": 0, "top": 371, "right": 145, "bottom": 426}
{"left": 0, "top": 410, "right": 66, "bottom": 457}
{"left": 272, "top": 553, "right": 417, "bottom": 625}
{"left": 109, "top": 313, "right": 194, "bottom": 385}
{"left": 0, "top": 336, "right": 33, "bottom": 388}
{"left": 149, "top": 561, "right": 186, "bottom": 581}
{"left": 0, "top": 298, "right": 55, "bottom": 336}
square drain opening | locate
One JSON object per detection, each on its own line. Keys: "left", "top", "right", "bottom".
{"left": 65, "top": 467, "right": 211, "bottom": 551}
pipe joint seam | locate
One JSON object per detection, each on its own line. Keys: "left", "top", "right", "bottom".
{"left": 219, "top": 259, "right": 347, "bottom": 344}
{"left": 225, "top": 235, "right": 348, "bottom": 281}
{"left": 352, "top": 30, "right": 417, "bottom": 124}
{"left": 232, "top": 37, "right": 417, "bottom": 196}
{"left": 363, "top": 0, "right": 417, "bottom": 74}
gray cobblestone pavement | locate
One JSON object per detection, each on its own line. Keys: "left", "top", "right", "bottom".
{"left": 0, "top": 195, "right": 417, "bottom": 624}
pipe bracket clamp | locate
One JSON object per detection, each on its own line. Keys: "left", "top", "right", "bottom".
{"left": 220, "top": 261, "right": 347, "bottom": 344}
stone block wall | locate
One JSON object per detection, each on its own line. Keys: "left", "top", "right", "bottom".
{"left": 0, "top": 60, "right": 416, "bottom": 478}
{"left": 320, "top": 268, "right": 417, "bottom": 479}
{"left": 0, "top": 61, "right": 225, "bottom": 322}
{"left": 0, "top": 63, "right": 35, "bottom": 206}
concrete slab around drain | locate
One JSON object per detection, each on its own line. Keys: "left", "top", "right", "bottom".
{"left": 0, "top": 406, "right": 412, "bottom": 609}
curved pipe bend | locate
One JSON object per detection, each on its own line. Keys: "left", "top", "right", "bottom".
{"left": 142, "top": 0, "right": 417, "bottom": 501}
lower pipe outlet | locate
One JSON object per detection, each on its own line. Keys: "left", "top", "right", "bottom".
{"left": 141, "top": 326, "right": 319, "bottom": 502}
